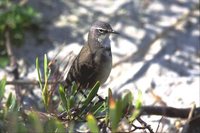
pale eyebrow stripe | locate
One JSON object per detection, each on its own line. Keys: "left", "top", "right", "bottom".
{"left": 91, "top": 27, "right": 106, "bottom": 30}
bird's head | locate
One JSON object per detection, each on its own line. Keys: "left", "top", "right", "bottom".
{"left": 88, "top": 21, "right": 119, "bottom": 48}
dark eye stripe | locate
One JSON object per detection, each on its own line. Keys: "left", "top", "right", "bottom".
{"left": 98, "top": 29, "right": 108, "bottom": 33}
{"left": 99, "top": 29, "right": 104, "bottom": 33}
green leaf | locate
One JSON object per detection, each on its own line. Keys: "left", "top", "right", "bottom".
{"left": 122, "top": 91, "right": 133, "bottom": 110}
{"left": 78, "top": 82, "right": 100, "bottom": 115}
{"left": 105, "top": 89, "right": 112, "bottom": 125}
{"left": 0, "top": 77, "right": 6, "bottom": 101}
{"left": 54, "top": 120, "right": 65, "bottom": 132}
{"left": 58, "top": 84, "right": 69, "bottom": 111}
{"left": 71, "top": 82, "right": 78, "bottom": 95}
{"left": 0, "top": 56, "right": 9, "bottom": 68}
{"left": 35, "top": 57, "right": 42, "bottom": 89}
{"left": 89, "top": 100, "right": 104, "bottom": 115}
{"left": 17, "top": 122, "right": 27, "bottom": 133}
{"left": 135, "top": 90, "right": 142, "bottom": 109}
{"left": 42, "top": 54, "right": 50, "bottom": 110}
{"left": 81, "top": 82, "right": 100, "bottom": 109}
{"left": 69, "top": 96, "right": 74, "bottom": 109}
{"left": 87, "top": 113, "right": 99, "bottom": 133}
{"left": 109, "top": 95, "right": 118, "bottom": 132}
{"left": 44, "top": 118, "right": 65, "bottom": 132}
{"left": 6, "top": 92, "right": 18, "bottom": 112}
{"left": 42, "top": 81, "right": 48, "bottom": 109}
{"left": 129, "top": 90, "right": 142, "bottom": 122}
{"left": 109, "top": 91, "right": 129, "bottom": 132}
{"left": 26, "top": 7, "right": 34, "bottom": 15}
{"left": 116, "top": 99, "right": 123, "bottom": 121}
{"left": 28, "top": 112, "right": 43, "bottom": 133}
{"left": 44, "top": 54, "right": 48, "bottom": 81}
{"left": 6, "top": 92, "right": 13, "bottom": 109}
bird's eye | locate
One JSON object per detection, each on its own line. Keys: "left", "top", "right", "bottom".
{"left": 98, "top": 29, "right": 105, "bottom": 33}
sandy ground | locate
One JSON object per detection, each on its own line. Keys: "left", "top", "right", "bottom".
{"left": 1, "top": 0, "right": 199, "bottom": 132}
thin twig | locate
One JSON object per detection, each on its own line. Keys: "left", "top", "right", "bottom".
{"left": 5, "top": 29, "right": 18, "bottom": 70}
{"left": 187, "top": 103, "right": 196, "bottom": 121}
{"left": 181, "top": 103, "right": 197, "bottom": 133}
{"left": 130, "top": 123, "right": 148, "bottom": 132}
{"left": 137, "top": 117, "right": 154, "bottom": 133}
{"left": 155, "top": 116, "right": 164, "bottom": 133}
{"left": 5, "top": 28, "right": 22, "bottom": 104}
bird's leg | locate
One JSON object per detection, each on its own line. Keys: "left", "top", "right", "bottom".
{"left": 80, "top": 90, "right": 87, "bottom": 98}
{"left": 79, "top": 83, "right": 89, "bottom": 98}
{"left": 78, "top": 83, "right": 105, "bottom": 103}
{"left": 97, "top": 94, "right": 105, "bottom": 102}
{"left": 75, "top": 83, "right": 87, "bottom": 98}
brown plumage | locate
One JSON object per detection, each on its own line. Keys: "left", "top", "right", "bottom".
{"left": 65, "top": 21, "right": 119, "bottom": 89}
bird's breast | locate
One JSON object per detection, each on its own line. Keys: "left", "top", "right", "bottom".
{"left": 93, "top": 48, "right": 112, "bottom": 84}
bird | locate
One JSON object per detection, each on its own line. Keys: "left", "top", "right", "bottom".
{"left": 65, "top": 21, "right": 119, "bottom": 90}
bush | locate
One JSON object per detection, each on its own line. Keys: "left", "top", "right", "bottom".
{"left": 0, "top": 0, "right": 40, "bottom": 68}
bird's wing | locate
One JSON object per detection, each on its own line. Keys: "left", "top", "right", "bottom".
{"left": 65, "top": 44, "right": 98, "bottom": 88}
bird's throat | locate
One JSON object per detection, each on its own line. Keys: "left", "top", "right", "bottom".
{"left": 97, "top": 34, "right": 111, "bottom": 49}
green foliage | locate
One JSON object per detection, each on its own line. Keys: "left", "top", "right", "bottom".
{"left": 0, "top": 76, "right": 6, "bottom": 101}
{"left": 109, "top": 94, "right": 119, "bottom": 132}
{"left": 58, "top": 80, "right": 101, "bottom": 119}
{"left": 108, "top": 89, "right": 132, "bottom": 132}
{"left": 80, "top": 81, "right": 100, "bottom": 111}
{"left": 59, "top": 84, "right": 69, "bottom": 112}
{"left": 129, "top": 90, "right": 142, "bottom": 122}
{"left": 42, "top": 54, "right": 50, "bottom": 109}
{"left": 57, "top": 81, "right": 140, "bottom": 132}
{"left": 35, "top": 57, "right": 42, "bottom": 88}
{"left": 0, "top": 55, "right": 143, "bottom": 132}
{"left": 0, "top": 56, "right": 9, "bottom": 68}
{"left": 43, "top": 117, "right": 65, "bottom": 132}
{"left": 36, "top": 54, "right": 51, "bottom": 110}
{"left": 27, "top": 112, "right": 43, "bottom": 133}
{"left": 0, "top": 0, "right": 40, "bottom": 68}
{"left": 6, "top": 93, "right": 14, "bottom": 109}
{"left": 89, "top": 100, "right": 104, "bottom": 116}
{"left": 86, "top": 113, "right": 99, "bottom": 133}
{"left": 0, "top": 78, "right": 65, "bottom": 133}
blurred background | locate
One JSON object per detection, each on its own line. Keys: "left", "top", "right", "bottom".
{"left": 0, "top": 0, "right": 199, "bottom": 132}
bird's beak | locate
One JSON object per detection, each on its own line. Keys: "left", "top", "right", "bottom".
{"left": 110, "top": 30, "right": 120, "bottom": 35}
